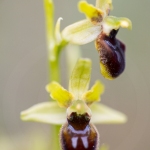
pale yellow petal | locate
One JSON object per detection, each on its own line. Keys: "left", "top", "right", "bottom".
{"left": 79, "top": 1, "right": 104, "bottom": 24}
{"left": 82, "top": 80, "right": 105, "bottom": 105}
{"left": 46, "top": 81, "right": 73, "bottom": 107}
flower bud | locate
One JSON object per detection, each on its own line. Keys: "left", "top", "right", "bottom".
{"left": 95, "top": 29, "right": 126, "bottom": 80}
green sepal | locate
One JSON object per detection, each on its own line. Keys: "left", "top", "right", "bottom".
{"left": 20, "top": 102, "right": 66, "bottom": 125}
{"left": 20, "top": 101, "right": 127, "bottom": 125}
{"left": 90, "top": 103, "right": 127, "bottom": 124}
{"left": 103, "top": 16, "right": 132, "bottom": 35}
{"left": 62, "top": 19, "right": 101, "bottom": 45}
{"left": 69, "top": 58, "right": 91, "bottom": 100}
{"left": 46, "top": 81, "right": 73, "bottom": 107}
{"left": 82, "top": 80, "right": 105, "bottom": 105}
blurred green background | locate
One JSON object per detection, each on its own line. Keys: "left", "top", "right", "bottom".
{"left": 0, "top": 0, "right": 150, "bottom": 150}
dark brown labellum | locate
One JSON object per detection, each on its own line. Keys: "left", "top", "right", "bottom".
{"left": 60, "top": 112, "right": 99, "bottom": 150}
{"left": 95, "top": 29, "right": 126, "bottom": 79}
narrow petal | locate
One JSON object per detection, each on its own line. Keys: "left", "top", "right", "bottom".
{"left": 62, "top": 19, "right": 101, "bottom": 45}
{"left": 82, "top": 80, "right": 105, "bottom": 105}
{"left": 103, "top": 16, "right": 132, "bottom": 35}
{"left": 46, "top": 81, "right": 73, "bottom": 107}
{"left": 90, "top": 103, "right": 127, "bottom": 124}
{"left": 78, "top": 1, "right": 104, "bottom": 24}
{"left": 69, "top": 58, "right": 91, "bottom": 100}
{"left": 20, "top": 102, "right": 66, "bottom": 125}
{"left": 55, "top": 17, "right": 63, "bottom": 44}
{"left": 96, "top": 0, "right": 113, "bottom": 16}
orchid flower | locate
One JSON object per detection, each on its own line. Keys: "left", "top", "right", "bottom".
{"left": 21, "top": 59, "right": 127, "bottom": 125}
{"left": 61, "top": 0, "right": 132, "bottom": 80}
{"left": 62, "top": 0, "right": 132, "bottom": 45}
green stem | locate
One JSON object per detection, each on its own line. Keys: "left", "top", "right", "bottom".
{"left": 44, "top": 1, "right": 61, "bottom": 150}
{"left": 51, "top": 125, "right": 62, "bottom": 150}
{"left": 44, "top": 0, "right": 54, "bottom": 45}
{"left": 49, "top": 53, "right": 60, "bottom": 82}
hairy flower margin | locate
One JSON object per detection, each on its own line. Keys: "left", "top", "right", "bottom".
{"left": 21, "top": 59, "right": 127, "bottom": 125}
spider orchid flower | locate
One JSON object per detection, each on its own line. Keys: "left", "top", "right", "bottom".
{"left": 62, "top": 0, "right": 132, "bottom": 45}
{"left": 21, "top": 59, "right": 127, "bottom": 125}
{"left": 62, "top": 0, "right": 132, "bottom": 80}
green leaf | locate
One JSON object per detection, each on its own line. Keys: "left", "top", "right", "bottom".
{"left": 78, "top": 1, "right": 104, "bottom": 24}
{"left": 62, "top": 19, "right": 101, "bottom": 45}
{"left": 46, "top": 81, "right": 73, "bottom": 107}
{"left": 69, "top": 58, "right": 91, "bottom": 100}
{"left": 103, "top": 16, "right": 132, "bottom": 35}
{"left": 82, "top": 80, "right": 105, "bottom": 105}
{"left": 90, "top": 103, "right": 127, "bottom": 124}
{"left": 20, "top": 102, "right": 66, "bottom": 125}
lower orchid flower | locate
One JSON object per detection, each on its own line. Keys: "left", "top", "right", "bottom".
{"left": 21, "top": 59, "right": 127, "bottom": 149}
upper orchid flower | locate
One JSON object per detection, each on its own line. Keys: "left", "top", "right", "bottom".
{"left": 62, "top": 0, "right": 132, "bottom": 45}
{"left": 62, "top": 0, "right": 132, "bottom": 80}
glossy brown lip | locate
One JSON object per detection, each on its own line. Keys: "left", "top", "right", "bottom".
{"left": 60, "top": 112, "right": 99, "bottom": 150}
{"left": 95, "top": 29, "right": 126, "bottom": 79}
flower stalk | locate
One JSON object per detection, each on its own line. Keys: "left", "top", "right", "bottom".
{"left": 44, "top": 0, "right": 61, "bottom": 149}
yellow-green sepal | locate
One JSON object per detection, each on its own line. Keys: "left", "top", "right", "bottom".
{"left": 69, "top": 58, "right": 91, "bottom": 100}
{"left": 62, "top": 19, "right": 101, "bottom": 45}
{"left": 20, "top": 102, "right": 127, "bottom": 125}
{"left": 90, "top": 103, "right": 127, "bottom": 124}
{"left": 82, "top": 80, "right": 105, "bottom": 105}
{"left": 78, "top": 1, "right": 104, "bottom": 24}
{"left": 20, "top": 101, "right": 66, "bottom": 125}
{"left": 103, "top": 16, "right": 132, "bottom": 35}
{"left": 46, "top": 81, "right": 73, "bottom": 107}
